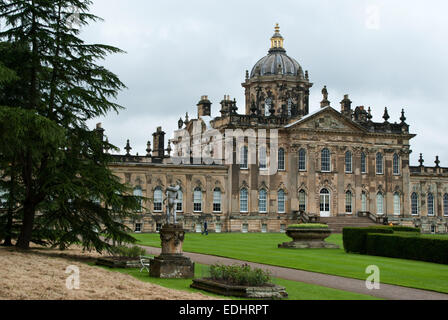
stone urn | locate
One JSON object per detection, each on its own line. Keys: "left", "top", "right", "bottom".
{"left": 278, "top": 225, "right": 340, "bottom": 249}
{"left": 149, "top": 224, "right": 195, "bottom": 278}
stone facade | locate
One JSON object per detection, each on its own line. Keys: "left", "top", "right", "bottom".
{"left": 107, "top": 25, "right": 448, "bottom": 234}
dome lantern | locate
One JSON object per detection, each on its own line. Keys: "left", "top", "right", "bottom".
{"left": 270, "top": 23, "right": 284, "bottom": 51}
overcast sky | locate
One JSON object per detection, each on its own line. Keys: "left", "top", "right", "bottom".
{"left": 83, "top": 0, "right": 448, "bottom": 167}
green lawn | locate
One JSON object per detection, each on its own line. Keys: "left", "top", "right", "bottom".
{"left": 98, "top": 262, "right": 380, "bottom": 300}
{"left": 132, "top": 232, "right": 448, "bottom": 294}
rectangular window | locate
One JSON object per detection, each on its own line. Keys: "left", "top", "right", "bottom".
{"left": 215, "top": 223, "right": 222, "bottom": 233}
{"left": 242, "top": 224, "right": 249, "bottom": 233}
{"left": 345, "top": 192, "right": 352, "bottom": 214}
{"left": 176, "top": 191, "right": 183, "bottom": 212}
{"left": 361, "top": 193, "right": 367, "bottom": 212}
{"left": 156, "top": 223, "right": 162, "bottom": 233}
{"left": 444, "top": 195, "right": 448, "bottom": 217}
{"left": 213, "top": 190, "right": 222, "bottom": 212}
{"left": 376, "top": 153, "right": 384, "bottom": 175}
{"left": 361, "top": 153, "right": 367, "bottom": 174}
{"left": 298, "top": 149, "right": 307, "bottom": 171}
{"left": 134, "top": 223, "right": 142, "bottom": 233}
{"left": 240, "top": 147, "right": 248, "bottom": 169}
{"left": 194, "top": 190, "right": 202, "bottom": 212}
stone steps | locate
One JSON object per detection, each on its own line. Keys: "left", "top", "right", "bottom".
{"left": 320, "top": 216, "right": 379, "bottom": 233}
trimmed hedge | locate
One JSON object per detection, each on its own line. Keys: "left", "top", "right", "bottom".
{"left": 343, "top": 227, "right": 394, "bottom": 254}
{"left": 366, "top": 233, "right": 448, "bottom": 265}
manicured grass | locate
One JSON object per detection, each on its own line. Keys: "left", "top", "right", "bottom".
{"left": 132, "top": 232, "right": 448, "bottom": 294}
{"left": 99, "top": 262, "right": 380, "bottom": 300}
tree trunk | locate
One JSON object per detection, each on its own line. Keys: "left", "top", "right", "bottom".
{"left": 2, "top": 209, "right": 14, "bottom": 247}
{"left": 16, "top": 203, "right": 35, "bottom": 250}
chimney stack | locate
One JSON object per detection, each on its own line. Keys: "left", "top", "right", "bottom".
{"left": 197, "top": 95, "right": 212, "bottom": 118}
{"left": 152, "top": 127, "right": 166, "bottom": 158}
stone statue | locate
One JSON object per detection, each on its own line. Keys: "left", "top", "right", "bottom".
{"left": 165, "top": 184, "right": 181, "bottom": 225}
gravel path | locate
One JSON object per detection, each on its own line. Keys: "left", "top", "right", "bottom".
{"left": 142, "top": 246, "right": 448, "bottom": 300}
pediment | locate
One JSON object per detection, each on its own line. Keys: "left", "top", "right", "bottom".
{"left": 285, "top": 107, "right": 366, "bottom": 133}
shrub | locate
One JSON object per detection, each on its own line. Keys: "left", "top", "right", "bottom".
{"left": 209, "top": 264, "right": 271, "bottom": 286}
{"left": 366, "top": 233, "right": 448, "bottom": 265}
{"left": 112, "top": 245, "right": 146, "bottom": 258}
{"left": 288, "top": 224, "right": 329, "bottom": 229}
{"left": 342, "top": 227, "right": 393, "bottom": 254}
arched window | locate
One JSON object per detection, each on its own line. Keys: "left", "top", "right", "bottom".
{"left": 240, "top": 188, "right": 248, "bottom": 213}
{"left": 320, "top": 189, "right": 330, "bottom": 214}
{"left": 278, "top": 148, "right": 285, "bottom": 171}
{"left": 394, "top": 192, "right": 401, "bottom": 215}
{"left": 193, "top": 188, "right": 203, "bottom": 212}
{"left": 376, "top": 192, "right": 384, "bottom": 215}
{"left": 321, "top": 148, "right": 331, "bottom": 172}
{"left": 345, "top": 151, "right": 352, "bottom": 173}
{"left": 298, "top": 149, "right": 307, "bottom": 171}
{"left": 213, "top": 188, "right": 222, "bottom": 213}
{"left": 153, "top": 187, "right": 163, "bottom": 212}
{"left": 411, "top": 193, "right": 419, "bottom": 216}
{"left": 265, "top": 98, "right": 272, "bottom": 116}
{"left": 393, "top": 154, "right": 400, "bottom": 175}
{"left": 259, "top": 146, "right": 267, "bottom": 170}
{"left": 345, "top": 191, "right": 353, "bottom": 214}
{"left": 428, "top": 193, "right": 434, "bottom": 216}
{"left": 259, "top": 189, "right": 267, "bottom": 213}
{"left": 299, "top": 190, "right": 306, "bottom": 212}
{"left": 361, "top": 192, "right": 368, "bottom": 212}
{"left": 376, "top": 153, "right": 384, "bottom": 174}
{"left": 240, "top": 146, "right": 248, "bottom": 169}
{"left": 278, "top": 190, "right": 285, "bottom": 213}
{"left": 361, "top": 152, "right": 367, "bottom": 174}
{"left": 176, "top": 190, "right": 183, "bottom": 212}
{"left": 444, "top": 194, "right": 448, "bottom": 217}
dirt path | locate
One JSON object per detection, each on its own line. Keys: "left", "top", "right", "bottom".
{"left": 142, "top": 246, "right": 448, "bottom": 300}
{"left": 0, "top": 246, "right": 216, "bottom": 300}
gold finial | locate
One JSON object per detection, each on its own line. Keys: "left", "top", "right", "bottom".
{"left": 270, "top": 23, "right": 284, "bottom": 49}
{"left": 275, "top": 23, "right": 280, "bottom": 33}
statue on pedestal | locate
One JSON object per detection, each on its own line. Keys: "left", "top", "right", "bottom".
{"left": 165, "top": 184, "right": 180, "bottom": 225}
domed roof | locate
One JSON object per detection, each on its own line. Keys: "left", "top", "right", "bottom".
{"left": 250, "top": 50, "right": 304, "bottom": 79}
{"left": 249, "top": 24, "right": 304, "bottom": 79}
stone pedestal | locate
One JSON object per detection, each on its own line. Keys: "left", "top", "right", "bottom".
{"left": 149, "top": 224, "right": 195, "bottom": 279}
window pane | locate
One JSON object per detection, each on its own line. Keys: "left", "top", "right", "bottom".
{"left": 428, "top": 193, "right": 434, "bottom": 216}
{"left": 240, "top": 188, "right": 248, "bottom": 212}
{"left": 259, "top": 147, "right": 267, "bottom": 169}
{"left": 361, "top": 192, "right": 367, "bottom": 212}
{"left": 345, "top": 152, "right": 352, "bottom": 173}
{"left": 154, "top": 188, "right": 163, "bottom": 212}
{"left": 194, "top": 188, "right": 202, "bottom": 212}
{"left": 240, "top": 146, "right": 248, "bottom": 169}
{"left": 346, "top": 191, "right": 352, "bottom": 213}
{"left": 394, "top": 193, "right": 401, "bottom": 215}
{"left": 393, "top": 154, "right": 400, "bottom": 175}
{"left": 278, "top": 148, "right": 285, "bottom": 171}
{"left": 321, "top": 149, "right": 330, "bottom": 172}
{"left": 278, "top": 190, "right": 285, "bottom": 213}
{"left": 259, "top": 189, "right": 267, "bottom": 213}
{"left": 377, "top": 193, "right": 384, "bottom": 214}
{"left": 411, "top": 193, "right": 419, "bottom": 216}
{"left": 298, "top": 149, "right": 307, "bottom": 171}
{"left": 299, "top": 190, "right": 306, "bottom": 211}
{"left": 176, "top": 190, "right": 183, "bottom": 212}
{"left": 444, "top": 194, "right": 448, "bottom": 217}
{"left": 376, "top": 153, "right": 383, "bottom": 174}
{"left": 213, "top": 188, "right": 221, "bottom": 212}
{"left": 361, "top": 153, "right": 367, "bottom": 174}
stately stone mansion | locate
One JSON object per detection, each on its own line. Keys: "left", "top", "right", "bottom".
{"left": 103, "top": 25, "right": 448, "bottom": 234}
